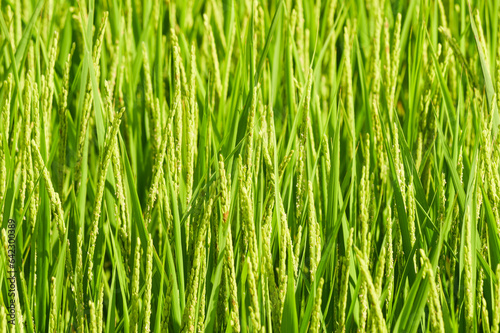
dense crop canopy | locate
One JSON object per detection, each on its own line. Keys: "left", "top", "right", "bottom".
{"left": 1, "top": 0, "right": 500, "bottom": 332}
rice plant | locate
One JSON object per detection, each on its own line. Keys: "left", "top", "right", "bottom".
{"left": 1, "top": 0, "right": 500, "bottom": 332}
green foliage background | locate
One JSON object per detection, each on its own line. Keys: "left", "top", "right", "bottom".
{"left": 1, "top": 0, "right": 500, "bottom": 332}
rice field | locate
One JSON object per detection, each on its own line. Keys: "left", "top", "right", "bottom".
{"left": 1, "top": 0, "right": 500, "bottom": 332}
